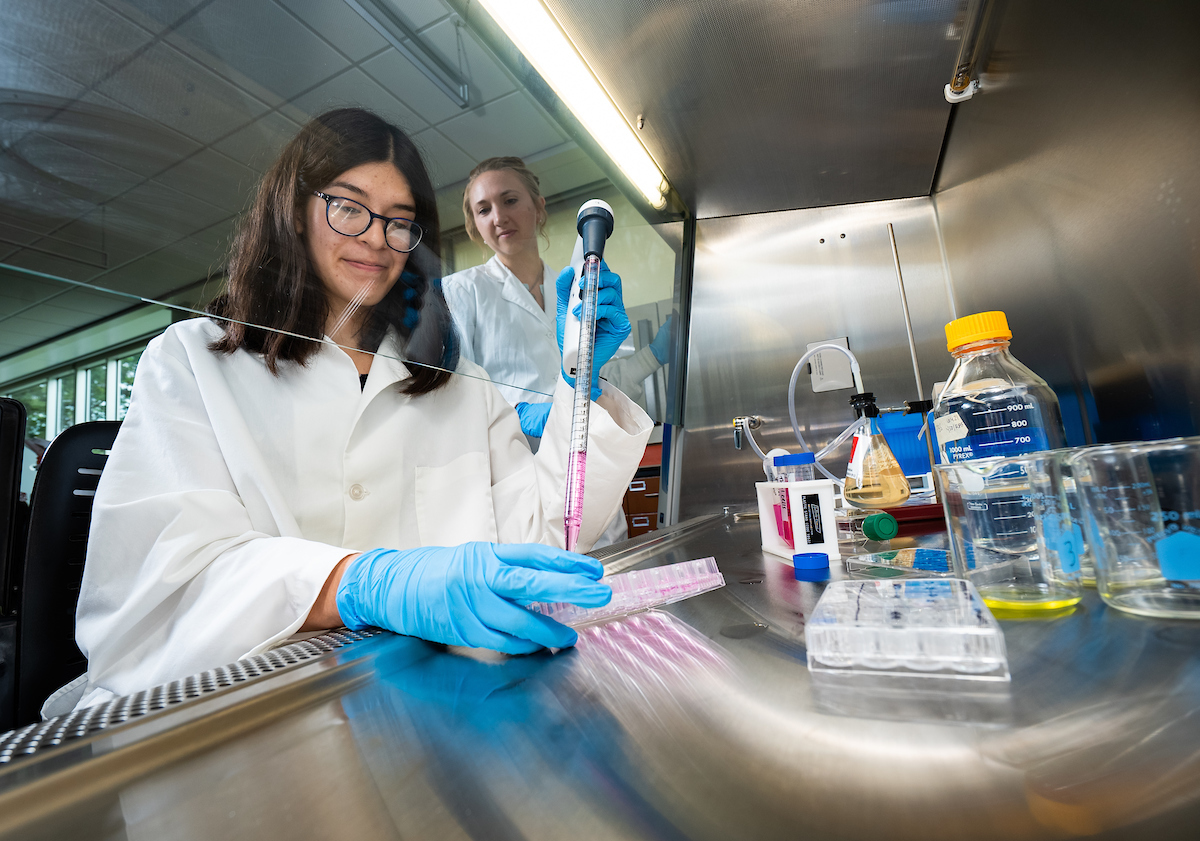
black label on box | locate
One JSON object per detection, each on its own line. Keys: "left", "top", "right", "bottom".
{"left": 802, "top": 493, "right": 824, "bottom": 545}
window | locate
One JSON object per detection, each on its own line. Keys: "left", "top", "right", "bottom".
{"left": 2, "top": 341, "right": 150, "bottom": 443}
{"left": 9, "top": 382, "right": 48, "bottom": 439}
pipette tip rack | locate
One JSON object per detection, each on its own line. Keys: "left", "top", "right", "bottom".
{"left": 529, "top": 557, "right": 726, "bottom": 627}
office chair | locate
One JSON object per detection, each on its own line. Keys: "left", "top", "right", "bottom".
{"left": 15, "top": 420, "right": 121, "bottom": 726}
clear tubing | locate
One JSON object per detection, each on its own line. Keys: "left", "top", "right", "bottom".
{"left": 787, "top": 343, "right": 864, "bottom": 485}
{"left": 816, "top": 416, "right": 870, "bottom": 462}
{"left": 564, "top": 254, "right": 601, "bottom": 551}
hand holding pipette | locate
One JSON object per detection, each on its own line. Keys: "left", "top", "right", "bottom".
{"left": 554, "top": 262, "right": 630, "bottom": 397}
{"left": 559, "top": 200, "right": 621, "bottom": 551}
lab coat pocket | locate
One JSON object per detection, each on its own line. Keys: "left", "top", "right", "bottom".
{"left": 415, "top": 451, "right": 498, "bottom": 545}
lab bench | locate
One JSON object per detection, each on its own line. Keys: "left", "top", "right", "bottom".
{"left": 0, "top": 512, "right": 1197, "bottom": 840}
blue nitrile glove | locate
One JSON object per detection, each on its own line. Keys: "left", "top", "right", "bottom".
{"left": 335, "top": 542, "right": 612, "bottom": 654}
{"left": 649, "top": 314, "right": 675, "bottom": 364}
{"left": 514, "top": 401, "right": 552, "bottom": 438}
{"left": 555, "top": 262, "right": 632, "bottom": 400}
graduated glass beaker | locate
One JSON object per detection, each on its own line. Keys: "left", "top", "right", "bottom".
{"left": 1070, "top": 437, "right": 1200, "bottom": 619}
{"left": 937, "top": 453, "right": 1084, "bottom": 612}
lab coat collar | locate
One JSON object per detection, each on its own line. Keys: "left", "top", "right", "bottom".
{"left": 487, "top": 254, "right": 555, "bottom": 328}
{"left": 321, "top": 329, "right": 412, "bottom": 423}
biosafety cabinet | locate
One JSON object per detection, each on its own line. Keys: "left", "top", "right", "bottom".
{"left": 0, "top": 1, "right": 1198, "bottom": 839}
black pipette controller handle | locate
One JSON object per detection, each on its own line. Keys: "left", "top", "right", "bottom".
{"left": 577, "top": 200, "right": 615, "bottom": 262}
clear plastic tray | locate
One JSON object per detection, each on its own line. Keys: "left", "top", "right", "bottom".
{"left": 806, "top": 579, "right": 1010, "bottom": 681}
{"left": 528, "top": 557, "right": 725, "bottom": 627}
{"left": 842, "top": 548, "right": 955, "bottom": 579}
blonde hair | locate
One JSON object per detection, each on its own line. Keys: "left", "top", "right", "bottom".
{"left": 462, "top": 156, "right": 548, "bottom": 246}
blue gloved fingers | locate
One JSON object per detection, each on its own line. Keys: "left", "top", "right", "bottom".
{"left": 577, "top": 262, "right": 622, "bottom": 292}
{"left": 474, "top": 593, "right": 580, "bottom": 650}
{"left": 649, "top": 314, "right": 674, "bottom": 364}
{"left": 490, "top": 565, "right": 613, "bottom": 607}
{"left": 491, "top": 542, "right": 605, "bottom": 579}
{"left": 514, "top": 401, "right": 552, "bottom": 438}
{"left": 555, "top": 265, "right": 576, "bottom": 303}
{"left": 571, "top": 286, "right": 623, "bottom": 319}
{"left": 580, "top": 303, "right": 631, "bottom": 329}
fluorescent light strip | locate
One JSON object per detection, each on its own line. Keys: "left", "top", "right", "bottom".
{"left": 476, "top": 0, "right": 670, "bottom": 209}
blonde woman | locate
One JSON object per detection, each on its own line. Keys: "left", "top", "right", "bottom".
{"left": 442, "top": 158, "right": 669, "bottom": 442}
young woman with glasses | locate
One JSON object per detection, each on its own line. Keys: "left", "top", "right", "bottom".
{"left": 48, "top": 109, "right": 651, "bottom": 717}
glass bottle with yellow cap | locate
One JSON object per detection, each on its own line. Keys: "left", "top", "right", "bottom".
{"left": 933, "top": 311, "right": 1078, "bottom": 612}
{"left": 933, "top": 311, "right": 1065, "bottom": 464}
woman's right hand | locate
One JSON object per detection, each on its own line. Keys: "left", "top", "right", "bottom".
{"left": 335, "top": 542, "right": 612, "bottom": 653}
{"left": 555, "top": 263, "right": 632, "bottom": 398}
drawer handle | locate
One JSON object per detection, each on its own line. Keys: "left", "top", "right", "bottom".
{"left": 631, "top": 515, "right": 652, "bottom": 527}
{"left": 629, "top": 480, "right": 646, "bottom": 492}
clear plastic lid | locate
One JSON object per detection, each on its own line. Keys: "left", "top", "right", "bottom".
{"left": 528, "top": 557, "right": 726, "bottom": 627}
{"left": 806, "top": 579, "right": 1009, "bottom": 680}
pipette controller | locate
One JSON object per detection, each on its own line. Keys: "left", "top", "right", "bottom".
{"left": 563, "top": 199, "right": 615, "bottom": 551}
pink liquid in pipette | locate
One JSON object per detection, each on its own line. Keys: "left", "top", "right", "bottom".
{"left": 565, "top": 449, "right": 586, "bottom": 550}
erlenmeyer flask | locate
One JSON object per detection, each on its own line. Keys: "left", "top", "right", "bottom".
{"left": 843, "top": 393, "right": 910, "bottom": 509}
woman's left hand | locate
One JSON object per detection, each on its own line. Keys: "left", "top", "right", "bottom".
{"left": 555, "top": 262, "right": 632, "bottom": 398}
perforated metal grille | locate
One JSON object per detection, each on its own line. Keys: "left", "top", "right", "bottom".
{"left": 0, "top": 628, "right": 381, "bottom": 765}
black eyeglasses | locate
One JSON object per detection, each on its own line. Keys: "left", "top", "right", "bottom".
{"left": 313, "top": 191, "right": 424, "bottom": 254}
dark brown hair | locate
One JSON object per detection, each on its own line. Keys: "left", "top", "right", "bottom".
{"left": 209, "top": 108, "right": 457, "bottom": 395}
{"left": 462, "top": 156, "right": 548, "bottom": 247}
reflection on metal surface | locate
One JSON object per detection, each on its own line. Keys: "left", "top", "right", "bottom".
{"left": 811, "top": 671, "right": 1013, "bottom": 727}
{"left": 679, "top": 198, "right": 955, "bottom": 519}
{"left": 536, "top": 0, "right": 960, "bottom": 217}
{"left": 0, "top": 519, "right": 1199, "bottom": 838}
{"left": 571, "top": 611, "right": 731, "bottom": 705}
{"left": 0, "top": 627, "right": 381, "bottom": 764}
{"left": 934, "top": 0, "right": 1200, "bottom": 443}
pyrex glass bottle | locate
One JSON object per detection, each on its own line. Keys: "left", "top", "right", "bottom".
{"left": 933, "top": 312, "right": 1076, "bottom": 611}
{"left": 933, "top": 311, "right": 1066, "bottom": 464}
{"left": 843, "top": 393, "right": 911, "bottom": 509}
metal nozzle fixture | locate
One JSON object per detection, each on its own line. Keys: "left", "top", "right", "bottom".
{"left": 732, "top": 415, "right": 762, "bottom": 450}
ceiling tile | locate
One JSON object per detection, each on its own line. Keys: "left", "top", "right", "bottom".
{"left": 95, "top": 41, "right": 271, "bottom": 145}
{"left": 154, "top": 147, "right": 258, "bottom": 214}
{"left": 165, "top": 0, "right": 350, "bottom": 106}
{"left": 96, "top": 1, "right": 202, "bottom": 35}
{"left": 0, "top": 0, "right": 154, "bottom": 91}
{"left": 412, "top": 128, "right": 475, "bottom": 191}
{"left": 0, "top": 250, "right": 105, "bottom": 290}
{"left": 40, "top": 91, "right": 204, "bottom": 180}
{"left": 0, "top": 273, "right": 73, "bottom": 317}
{"left": 211, "top": 110, "right": 303, "bottom": 168}
{"left": 527, "top": 145, "right": 606, "bottom": 199}
{"left": 276, "top": 0, "right": 388, "bottom": 62}
{"left": 0, "top": 166, "right": 98, "bottom": 236}
{"left": 52, "top": 212, "right": 155, "bottom": 270}
{"left": 437, "top": 92, "right": 567, "bottom": 161}
{"left": 377, "top": 0, "right": 452, "bottom": 32}
{"left": 103, "top": 180, "right": 230, "bottom": 249}
{"left": 361, "top": 49, "right": 469, "bottom": 127}
{"left": 418, "top": 17, "right": 515, "bottom": 106}
{"left": 98, "top": 250, "right": 214, "bottom": 297}
{"left": 0, "top": 55, "right": 88, "bottom": 103}
{"left": 10, "top": 131, "right": 144, "bottom": 205}
{"left": 289, "top": 68, "right": 428, "bottom": 132}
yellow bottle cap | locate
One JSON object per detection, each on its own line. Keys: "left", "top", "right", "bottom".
{"left": 945, "top": 311, "right": 1011, "bottom": 352}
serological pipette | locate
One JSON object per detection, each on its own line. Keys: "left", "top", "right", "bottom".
{"left": 564, "top": 199, "right": 615, "bottom": 551}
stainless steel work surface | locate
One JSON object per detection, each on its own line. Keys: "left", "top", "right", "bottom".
{"left": 1, "top": 515, "right": 1198, "bottom": 840}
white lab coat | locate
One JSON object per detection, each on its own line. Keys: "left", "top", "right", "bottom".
{"left": 442, "top": 255, "right": 664, "bottom": 407}
{"left": 443, "top": 256, "right": 663, "bottom": 547}
{"left": 52, "top": 317, "right": 651, "bottom": 715}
